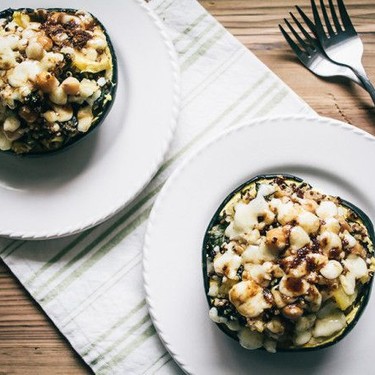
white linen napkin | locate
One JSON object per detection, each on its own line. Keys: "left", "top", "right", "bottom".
{"left": 0, "top": 0, "right": 315, "bottom": 373}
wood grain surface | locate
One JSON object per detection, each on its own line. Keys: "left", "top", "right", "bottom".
{"left": 1, "top": 1, "right": 374, "bottom": 374}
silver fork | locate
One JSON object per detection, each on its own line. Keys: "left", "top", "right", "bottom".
{"left": 311, "top": 0, "right": 375, "bottom": 103}
{"left": 279, "top": 10, "right": 363, "bottom": 86}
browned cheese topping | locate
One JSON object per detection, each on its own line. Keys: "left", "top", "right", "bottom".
{"left": 0, "top": 9, "right": 114, "bottom": 154}
{"left": 206, "top": 176, "right": 375, "bottom": 352}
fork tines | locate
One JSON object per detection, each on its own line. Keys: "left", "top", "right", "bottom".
{"left": 311, "top": 0, "right": 355, "bottom": 38}
{"left": 279, "top": 10, "right": 321, "bottom": 62}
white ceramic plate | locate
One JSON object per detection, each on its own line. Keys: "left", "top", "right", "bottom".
{"left": 144, "top": 116, "right": 375, "bottom": 375}
{"left": 0, "top": 0, "right": 179, "bottom": 239}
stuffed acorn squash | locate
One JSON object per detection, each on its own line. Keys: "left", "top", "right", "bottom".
{"left": 203, "top": 174, "right": 375, "bottom": 352}
{"left": 0, "top": 8, "right": 117, "bottom": 155}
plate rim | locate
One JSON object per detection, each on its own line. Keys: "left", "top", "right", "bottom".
{"left": 1, "top": 0, "right": 181, "bottom": 240}
{"left": 143, "top": 114, "right": 375, "bottom": 374}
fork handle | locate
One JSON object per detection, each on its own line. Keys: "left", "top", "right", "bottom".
{"left": 352, "top": 68, "right": 375, "bottom": 105}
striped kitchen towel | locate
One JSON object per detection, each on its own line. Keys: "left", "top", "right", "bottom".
{"left": 0, "top": 0, "right": 315, "bottom": 373}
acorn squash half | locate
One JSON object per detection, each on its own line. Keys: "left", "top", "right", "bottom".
{"left": 0, "top": 8, "right": 117, "bottom": 155}
{"left": 203, "top": 174, "right": 374, "bottom": 352}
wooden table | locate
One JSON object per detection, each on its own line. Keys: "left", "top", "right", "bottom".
{"left": 1, "top": 1, "right": 374, "bottom": 373}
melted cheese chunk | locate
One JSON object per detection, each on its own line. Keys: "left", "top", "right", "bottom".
{"left": 245, "top": 229, "right": 261, "bottom": 245}
{"left": 339, "top": 272, "right": 356, "bottom": 295}
{"left": 258, "top": 184, "right": 276, "bottom": 197}
{"left": 244, "top": 262, "right": 273, "bottom": 286}
{"left": 224, "top": 222, "right": 240, "bottom": 239}
{"left": 241, "top": 241, "right": 276, "bottom": 264}
{"left": 269, "top": 198, "right": 282, "bottom": 211}
{"left": 208, "top": 279, "right": 220, "bottom": 297}
{"left": 297, "top": 211, "right": 320, "bottom": 234}
{"left": 229, "top": 280, "right": 272, "bottom": 318}
{"left": 320, "top": 260, "right": 343, "bottom": 279}
{"left": 277, "top": 201, "right": 299, "bottom": 225}
{"left": 319, "top": 231, "right": 342, "bottom": 254}
{"left": 316, "top": 201, "right": 338, "bottom": 219}
{"left": 289, "top": 226, "right": 310, "bottom": 250}
{"left": 305, "top": 285, "right": 322, "bottom": 312}
{"left": 8, "top": 60, "right": 41, "bottom": 87}
{"left": 209, "top": 307, "right": 227, "bottom": 323}
{"left": 213, "top": 250, "right": 242, "bottom": 280}
{"left": 40, "top": 52, "right": 64, "bottom": 71}
{"left": 321, "top": 218, "right": 340, "bottom": 234}
{"left": 233, "top": 197, "right": 267, "bottom": 231}
{"left": 343, "top": 231, "right": 357, "bottom": 248}
{"left": 343, "top": 255, "right": 368, "bottom": 279}
{"left": 227, "top": 185, "right": 276, "bottom": 239}
{"left": 0, "top": 37, "right": 18, "bottom": 69}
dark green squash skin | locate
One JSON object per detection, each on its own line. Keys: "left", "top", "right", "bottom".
{"left": 0, "top": 8, "right": 118, "bottom": 157}
{"left": 202, "top": 174, "right": 375, "bottom": 352}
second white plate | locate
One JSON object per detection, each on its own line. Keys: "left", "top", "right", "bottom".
{"left": 0, "top": 0, "right": 180, "bottom": 239}
{"left": 144, "top": 116, "right": 375, "bottom": 375}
